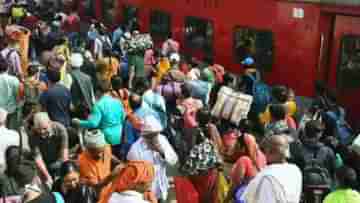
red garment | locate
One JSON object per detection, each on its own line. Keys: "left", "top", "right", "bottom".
{"left": 189, "top": 169, "right": 218, "bottom": 203}
{"left": 231, "top": 134, "right": 267, "bottom": 186}
{"left": 286, "top": 116, "right": 297, "bottom": 130}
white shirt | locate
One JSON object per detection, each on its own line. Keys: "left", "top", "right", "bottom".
{"left": 243, "top": 163, "right": 302, "bottom": 203}
{"left": 127, "top": 134, "right": 178, "bottom": 201}
{"left": 108, "top": 191, "right": 150, "bottom": 203}
{"left": 0, "top": 126, "right": 19, "bottom": 166}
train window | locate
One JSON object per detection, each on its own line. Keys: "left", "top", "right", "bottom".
{"left": 83, "top": 0, "right": 95, "bottom": 17}
{"left": 185, "top": 16, "right": 214, "bottom": 54}
{"left": 150, "top": 10, "right": 171, "bottom": 41}
{"left": 123, "top": 5, "right": 139, "bottom": 31}
{"left": 233, "top": 27, "right": 274, "bottom": 72}
{"left": 102, "top": 0, "right": 117, "bottom": 25}
{"left": 338, "top": 35, "right": 360, "bottom": 89}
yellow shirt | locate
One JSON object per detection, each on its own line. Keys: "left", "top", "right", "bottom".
{"left": 156, "top": 58, "right": 170, "bottom": 83}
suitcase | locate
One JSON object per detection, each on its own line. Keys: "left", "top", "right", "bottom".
{"left": 174, "top": 176, "right": 199, "bottom": 203}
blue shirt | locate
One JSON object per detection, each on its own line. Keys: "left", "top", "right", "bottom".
{"left": 40, "top": 84, "right": 72, "bottom": 127}
{"left": 79, "top": 95, "right": 125, "bottom": 145}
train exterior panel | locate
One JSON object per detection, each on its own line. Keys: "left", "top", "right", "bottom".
{"left": 78, "top": 0, "right": 360, "bottom": 123}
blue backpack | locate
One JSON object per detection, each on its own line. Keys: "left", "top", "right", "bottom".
{"left": 247, "top": 73, "right": 272, "bottom": 115}
{"left": 325, "top": 108, "right": 353, "bottom": 145}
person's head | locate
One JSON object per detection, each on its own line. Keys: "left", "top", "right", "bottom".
{"left": 46, "top": 69, "right": 61, "bottom": 83}
{"left": 269, "top": 104, "right": 287, "bottom": 121}
{"left": 111, "top": 76, "right": 123, "bottom": 91}
{"left": 27, "top": 64, "right": 40, "bottom": 78}
{"left": 0, "top": 54, "right": 8, "bottom": 73}
{"left": 169, "top": 53, "right": 180, "bottom": 65}
{"left": 129, "top": 93, "right": 143, "bottom": 110}
{"left": 70, "top": 53, "right": 84, "bottom": 69}
{"left": 304, "top": 120, "right": 324, "bottom": 141}
{"left": 180, "top": 83, "right": 191, "bottom": 99}
{"left": 335, "top": 166, "right": 358, "bottom": 189}
{"left": 262, "top": 134, "right": 289, "bottom": 164}
{"left": 197, "top": 108, "right": 212, "bottom": 128}
{"left": 60, "top": 161, "right": 80, "bottom": 192}
{"left": 33, "top": 112, "right": 52, "bottom": 139}
{"left": 141, "top": 115, "right": 162, "bottom": 143}
{"left": 0, "top": 108, "right": 8, "bottom": 126}
{"left": 114, "top": 161, "right": 155, "bottom": 193}
{"left": 133, "top": 78, "right": 151, "bottom": 95}
{"left": 98, "top": 80, "right": 112, "bottom": 94}
{"left": 84, "top": 130, "right": 108, "bottom": 161}
{"left": 239, "top": 119, "right": 253, "bottom": 134}
{"left": 272, "top": 85, "right": 289, "bottom": 103}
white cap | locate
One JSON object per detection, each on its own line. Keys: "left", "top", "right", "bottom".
{"left": 141, "top": 115, "right": 163, "bottom": 135}
{"left": 170, "top": 53, "right": 180, "bottom": 63}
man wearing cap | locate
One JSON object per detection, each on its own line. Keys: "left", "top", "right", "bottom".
{"left": 78, "top": 129, "right": 123, "bottom": 203}
{"left": 68, "top": 52, "right": 95, "bottom": 119}
{"left": 127, "top": 115, "right": 178, "bottom": 202}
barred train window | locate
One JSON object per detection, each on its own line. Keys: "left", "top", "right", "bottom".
{"left": 338, "top": 35, "right": 360, "bottom": 89}
{"left": 123, "top": 5, "right": 138, "bottom": 30}
{"left": 150, "top": 10, "right": 171, "bottom": 41}
{"left": 83, "top": 0, "right": 95, "bottom": 18}
{"left": 102, "top": 0, "right": 117, "bottom": 25}
{"left": 185, "top": 16, "right": 213, "bottom": 55}
{"left": 234, "top": 27, "right": 274, "bottom": 72}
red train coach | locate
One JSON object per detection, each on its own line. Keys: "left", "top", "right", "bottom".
{"left": 77, "top": 0, "right": 360, "bottom": 124}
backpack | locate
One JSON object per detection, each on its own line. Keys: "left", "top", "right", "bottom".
{"left": 23, "top": 80, "right": 42, "bottom": 104}
{"left": 247, "top": 73, "right": 271, "bottom": 115}
{"left": 325, "top": 108, "right": 353, "bottom": 145}
{"left": 302, "top": 148, "right": 331, "bottom": 187}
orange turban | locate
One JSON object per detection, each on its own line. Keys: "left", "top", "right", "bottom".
{"left": 114, "top": 160, "right": 155, "bottom": 192}
{"left": 103, "top": 160, "right": 157, "bottom": 203}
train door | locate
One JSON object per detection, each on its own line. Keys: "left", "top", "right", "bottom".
{"left": 328, "top": 15, "right": 360, "bottom": 123}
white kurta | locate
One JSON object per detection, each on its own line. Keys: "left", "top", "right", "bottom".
{"left": 127, "top": 134, "right": 178, "bottom": 201}
{"left": 243, "top": 163, "right": 303, "bottom": 203}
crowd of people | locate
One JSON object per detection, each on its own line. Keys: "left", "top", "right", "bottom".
{"left": 0, "top": 1, "right": 360, "bottom": 203}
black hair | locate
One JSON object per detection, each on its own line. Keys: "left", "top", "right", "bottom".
{"left": 47, "top": 69, "right": 61, "bottom": 83}
{"left": 27, "top": 65, "right": 40, "bottom": 77}
{"left": 269, "top": 104, "right": 286, "bottom": 121}
{"left": 128, "top": 93, "right": 142, "bottom": 110}
{"left": 272, "top": 85, "right": 288, "bottom": 103}
{"left": 336, "top": 166, "right": 358, "bottom": 189}
{"left": 180, "top": 83, "right": 191, "bottom": 98}
{"left": 60, "top": 161, "right": 79, "bottom": 178}
{"left": 111, "top": 76, "right": 123, "bottom": 91}
{"left": 133, "top": 78, "right": 150, "bottom": 95}
{"left": 239, "top": 119, "right": 253, "bottom": 134}
{"left": 197, "top": 108, "right": 212, "bottom": 128}
{"left": 304, "top": 120, "right": 324, "bottom": 139}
